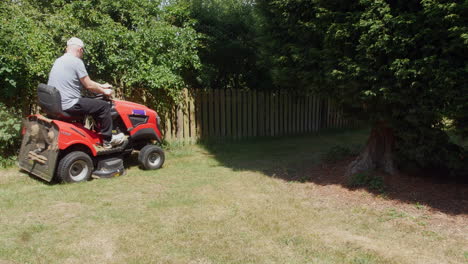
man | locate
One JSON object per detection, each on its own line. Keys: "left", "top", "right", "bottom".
{"left": 48, "top": 37, "right": 124, "bottom": 149}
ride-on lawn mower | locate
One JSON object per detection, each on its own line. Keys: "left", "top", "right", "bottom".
{"left": 18, "top": 84, "right": 165, "bottom": 183}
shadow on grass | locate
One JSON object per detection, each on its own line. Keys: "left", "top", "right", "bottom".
{"left": 199, "top": 128, "right": 468, "bottom": 216}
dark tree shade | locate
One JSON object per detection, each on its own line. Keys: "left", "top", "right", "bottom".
{"left": 255, "top": 0, "right": 467, "bottom": 178}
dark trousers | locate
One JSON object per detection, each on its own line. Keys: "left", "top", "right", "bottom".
{"left": 64, "top": 98, "right": 112, "bottom": 141}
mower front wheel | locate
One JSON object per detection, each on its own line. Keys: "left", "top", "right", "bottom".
{"left": 138, "top": 145, "right": 165, "bottom": 170}
{"left": 56, "top": 151, "right": 94, "bottom": 183}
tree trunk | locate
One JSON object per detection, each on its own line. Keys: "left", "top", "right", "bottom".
{"left": 346, "top": 121, "right": 398, "bottom": 176}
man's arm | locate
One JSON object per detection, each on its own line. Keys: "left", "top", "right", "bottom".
{"left": 80, "top": 76, "right": 112, "bottom": 94}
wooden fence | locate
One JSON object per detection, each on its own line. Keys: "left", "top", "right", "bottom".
{"left": 162, "top": 89, "right": 359, "bottom": 141}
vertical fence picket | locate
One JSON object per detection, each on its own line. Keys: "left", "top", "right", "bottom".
{"left": 278, "top": 92, "right": 283, "bottom": 136}
{"left": 299, "top": 96, "right": 303, "bottom": 134}
{"left": 293, "top": 95, "right": 300, "bottom": 134}
{"left": 314, "top": 96, "right": 319, "bottom": 132}
{"left": 177, "top": 104, "right": 183, "bottom": 140}
{"left": 202, "top": 90, "right": 209, "bottom": 138}
{"left": 274, "top": 93, "right": 278, "bottom": 136}
{"left": 258, "top": 91, "right": 264, "bottom": 137}
{"left": 213, "top": 89, "right": 220, "bottom": 137}
{"left": 195, "top": 90, "right": 202, "bottom": 138}
{"left": 298, "top": 96, "right": 302, "bottom": 133}
{"left": 242, "top": 90, "right": 248, "bottom": 137}
{"left": 183, "top": 89, "right": 190, "bottom": 141}
{"left": 270, "top": 92, "right": 274, "bottom": 136}
{"left": 247, "top": 90, "right": 252, "bottom": 137}
{"left": 252, "top": 90, "right": 257, "bottom": 137}
{"left": 238, "top": 90, "right": 243, "bottom": 138}
{"left": 226, "top": 89, "right": 232, "bottom": 138}
{"left": 220, "top": 89, "right": 226, "bottom": 137}
{"left": 286, "top": 93, "right": 290, "bottom": 135}
{"left": 189, "top": 91, "right": 196, "bottom": 140}
{"left": 207, "top": 90, "right": 214, "bottom": 137}
{"left": 270, "top": 93, "right": 274, "bottom": 136}
{"left": 304, "top": 96, "right": 309, "bottom": 133}
{"left": 300, "top": 96, "right": 305, "bottom": 134}
{"left": 286, "top": 93, "right": 291, "bottom": 134}
{"left": 333, "top": 102, "right": 336, "bottom": 128}
{"left": 266, "top": 91, "right": 270, "bottom": 137}
{"left": 333, "top": 100, "right": 336, "bottom": 128}
{"left": 293, "top": 96, "right": 297, "bottom": 134}
{"left": 309, "top": 96, "right": 314, "bottom": 132}
{"left": 164, "top": 110, "right": 172, "bottom": 141}
{"left": 231, "top": 89, "right": 237, "bottom": 139}
{"left": 307, "top": 96, "right": 312, "bottom": 132}
{"left": 272, "top": 92, "right": 276, "bottom": 136}
{"left": 316, "top": 97, "right": 320, "bottom": 131}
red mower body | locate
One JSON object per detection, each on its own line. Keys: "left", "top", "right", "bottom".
{"left": 42, "top": 100, "right": 162, "bottom": 156}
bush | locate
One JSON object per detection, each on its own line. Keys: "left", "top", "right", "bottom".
{"left": 395, "top": 126, "right": 468, "bottom": 180}
{"left": 0, "top": 103, "right": 22, "bottom": 167}
{"left": 348, "top": 171, "right": 385, "bottom": 193}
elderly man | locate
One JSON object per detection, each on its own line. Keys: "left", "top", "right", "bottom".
{"left": 48, "top": 37, "right": 124, "bottom": 149}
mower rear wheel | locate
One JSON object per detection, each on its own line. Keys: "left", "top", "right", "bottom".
{"left": 138, "top": 145, "right": 165, "bottom": 170}
{"left": 57, "top": 151, "right": 93, "bottom": 183}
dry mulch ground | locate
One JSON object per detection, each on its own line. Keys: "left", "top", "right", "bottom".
{"left": 281, "top": 158, "right": 468, "bottom": 237}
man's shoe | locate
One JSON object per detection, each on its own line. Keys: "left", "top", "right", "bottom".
{"left": 103, "top": 133, "right": 125, "bottom": 149}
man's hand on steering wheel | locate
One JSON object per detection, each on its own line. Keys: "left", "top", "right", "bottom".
{"left": 101, "top": 83, "right": 113, "bottom": 97}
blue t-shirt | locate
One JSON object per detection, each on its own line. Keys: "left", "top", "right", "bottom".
{"left": 47, "top": 53, "right": 88, "bottom": 110}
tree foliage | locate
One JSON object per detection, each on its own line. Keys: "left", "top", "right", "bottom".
{"left": 167, "top": 0, "right": 264, "bottom": 90}
{"left": 0, "top": 0, "right": 201, "bottom": 112}
{"left": 256, "top": 0, "right": 467, "bottom": 177}
{"left": 0, "top": 103, "right": 22, "bottom": 166}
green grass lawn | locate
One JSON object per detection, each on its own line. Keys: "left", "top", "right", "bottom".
{"left": 1, "top": 129, "right": 466, "bottom": 264}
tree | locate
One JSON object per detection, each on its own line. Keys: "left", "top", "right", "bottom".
{"left": 255, "top": 0, "right": 467, "bottom": 178}
{"left": 167, "top": 0, "right": 266, "bottom": 90}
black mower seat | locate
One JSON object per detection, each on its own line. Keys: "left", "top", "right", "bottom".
{"left": 37, "top": 83, "right": 82, "bottom": 121}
